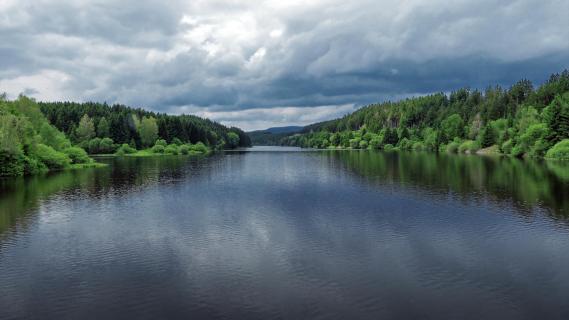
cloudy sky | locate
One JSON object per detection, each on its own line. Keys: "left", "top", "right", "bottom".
{"left": 1, "top": 0, "right": 568, "bottom": 130}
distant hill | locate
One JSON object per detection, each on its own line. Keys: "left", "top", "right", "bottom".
{"left": 247, "top": 126, "right": 303, "bottom": 145}
{"left": 263, "top": 126, "right": 303, "bottom": 134}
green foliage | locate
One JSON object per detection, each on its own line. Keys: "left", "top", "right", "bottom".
{"left": 39, "top": 101, "right": 251, "bottom": 148}
{"left": 446, "top": 140, "right": 461, "bottom": 154}
{"left": 76, "top": 114, "right": 95, "bottom": 143}
{"left": 383, "top": 144, "right": 395, "bottom": 151}
{"left": 0, "top": 96, "right": 94, "bottom": 176}
{"left": 164, "top": 144, "right": 179, "bottom": 155}
{"left": 179, "top": 144, "right": 190, "bottom": 155}
{"left": 441, "top": 114, "right": 464, "bottom": 143}
{"left": 115, "top": 144, "right": 137, "bottom": 156}
{"left": 412, "top": 141, "right": 426, "bottom": 151}
{"left": 155, "top": 139, "right": 167, "bottom": 147}
{"left": 278, "top": 70, "right": 569, "bottom": 160}
{"left": 542, "top": 93, "right": 569, "bottom": 143}
{"left": 459, "top": 140, "right": 480, "bottom": 153}
{"left": 33, "top": 144, "right": 71, "bottom": 169}
{"left": 64, "top": 147, "right": 92, "bottom": 164}
{"left": 99, "top": 138, "right": 116, "bottom": 154}
{"left": 359, "top": 139, "right": 369, "bottom": 149}
{"left": 545, "top": 139, "right": 569, "bottom": 159}
{"left": 139, "top": 116, "right": 159, "bottom": 147}
{"left": 151, "top": 145, "right": 165, "bottom": 154}
{"left": 226, "top": 132, "right": 240, "bottom": 148}
{"left": 172, "top": 137, "right": 183, "bottom": 146}
{"left": 480, "top": 124, "right": 497, "bottom": 147}
{"left": 97, "top": 117, "right": 110, "bottom": 137}
{"left": 190, "top": 142, "right": 208, "bottom": 153}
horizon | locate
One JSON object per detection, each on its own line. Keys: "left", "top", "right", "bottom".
{"left": 1, "top": 0, "right": 568, "bottom": 131}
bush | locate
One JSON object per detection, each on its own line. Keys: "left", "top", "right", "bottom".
{"left": 359, "top": 140, "right": 369, "bottom": 149}
{"left": 34, "top": 144, "right": 71, "bottom": 169}
{"left": 545, "top": 139, "right": 569, "bottom": 159}
{"left": 179, "top": 144, "right": 190, "bottom": 155}
{"left": 155, "top": 139, "right": 167, "bottom": 147}
{"left": 164, "top": 144, "right": 179, "bottom": 155}
{"left": 501, "top": 139, "right": 513, "bottom": 154}
{"left": 99, "top": 138, "right": 116, "bottom": 154}
{"left": 349, "top": 138, "right": 361, "bottom": 149}
{"left": 370, "top": 137, "right": 382, "bottom": 149}
{"left": 172, "top": 137, "right": 183, "bottom": 146}
{"left": 398, "top": 138, "right": 412, "bottom": 150}
{"left": 190, "top": 142, "right": 208, "bottom": 153}
{"left": 115, "top": 143, "right": 137, "bottom": 156}
{"left": 384, "top": 144, "right": 394, "bottom": 151}
{"left": 459, "top": 140, "right": 480, "bottom": 154}
{"left": 88, "top": 137, "right": 102, "bottom": 154}
{"left": 446, "top": 141, "right": 460, "bottom": 154}
{"left": 0, "top": 152, "right": 25, "bottom": 176}
{"left": 23, "top": 155, "right": 47, "bottom": 175}
{"left": 151, "top": 144, "right": 165, "bottom": 154}
{"left": 412, "top": 141, "right": 425, "bottom": 151}
{"left": 64, "top": 147, "right": 92, "bottom": 164}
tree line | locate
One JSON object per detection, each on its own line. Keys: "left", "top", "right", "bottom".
{"left": 280, "top": 70, "right": 569, "bottom": 159}
{"left": 0, "top": 96, "right": 96, "bottom": 176}
{"left": 1, "top": 96, "right": 252, "bottom": 176}
{"left": 39, "top": 101, "right": 251, "bottom": 153}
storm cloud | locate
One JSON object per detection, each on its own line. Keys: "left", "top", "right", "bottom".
{"left": 1, "top": 0, "right": 568, "bottom": 130}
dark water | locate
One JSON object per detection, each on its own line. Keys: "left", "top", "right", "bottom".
{"left": 1, "top": 147, "right": 569, "bottom": 319}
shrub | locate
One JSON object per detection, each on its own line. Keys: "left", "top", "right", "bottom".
{"left": 151, "top": 144, "right": 165, "bottom": 154}
{"left": 370, "top": 137, "right": 382, "bottom": 149}
{"left": 179, "top": 144, "right": 190, "bottom": 155}
{"left": 398, "top": 138, "right": 412, "bottom": 150}
{"left": 359, "top": 140, "right": 369, "bottom": 149}
{"left": 115, "top": 143, "right": 137, "bottom": 155}
{"left": 64, "top": 147, "right": 92, "bottom": 164}
{"left": 412, "top": 141, "right": 425, "bottom": 151}
{"left": 545, "top": 139, "right": 569, "bottom": 159}
{"left": 446, "top": 141, "right": 460, "bottom": 154}
{"left": 172, "top": 137, "right": 183, "bottom": 146}
{"left": 0, "top": 152, "right": 25, "bottom": 176}
{"left": 164, "top": 144, "right": 179, "bottom": 155}
{"left": 190, "top": 142, "right": 208, "bottom": 153}
{"left": 99, "top": 138, "right": 116, "bottom": 154}
{"left": 88, "top": 137, "right": 102, "bottom": 154}
{"left": 34, "top": 144, "right": 71, "bottom": 169}
{"left": 349, "top": 138, "right": 361, "bottom": 149}
{"left": 501, "top": 139, "right": 513, "bottom": 154}
{"left": 23, "top": 155, "right": 47, "bottom": 175}
{"left": 459, "top": 140, "right": 480, "bottom": 154}
{"left": 384, "top": 144, "right": 394, "bottom": 151}
{"left": 155, "top": 139, "right": 167, "bottom": 147}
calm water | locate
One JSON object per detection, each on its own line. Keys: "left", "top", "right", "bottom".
{"left": 1, "top": 147, "right": 569, "bottom": 319}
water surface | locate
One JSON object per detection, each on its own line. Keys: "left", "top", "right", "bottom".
{"left": 1, "top": 147, "right": 568, "bottom": 319}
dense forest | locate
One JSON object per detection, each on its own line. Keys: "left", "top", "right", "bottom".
{"left": 39, "top": 101, "right": 251, "bottom": 152}
{"left": 0, "top": 96, "right": 251, "bottom": 176}
{"left": 280, "top": 71, "right": 569, "bottom": 159}
{"left": 0, "top": 95, "right": 98, "bottom": 176}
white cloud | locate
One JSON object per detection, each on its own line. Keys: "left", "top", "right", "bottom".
{"left": 0, "top": 0, "right": 568, "bottom": 129}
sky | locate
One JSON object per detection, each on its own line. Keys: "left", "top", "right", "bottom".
{"left": 1, "top": 0, "right": 568, "bottom": 131}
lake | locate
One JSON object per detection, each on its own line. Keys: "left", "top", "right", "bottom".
{"left": 1, "top": 147, "right": 569, "bottom": 319}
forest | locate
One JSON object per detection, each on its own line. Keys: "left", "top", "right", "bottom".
{"left": 0, "top": 96, "right": 251, "bottom": 176}
{"left": 280, "top": 70, "right": 569, "bottom": 159}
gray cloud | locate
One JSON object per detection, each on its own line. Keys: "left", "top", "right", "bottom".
{"left": 0, "top": 0, "right": 568, "bottom": 130}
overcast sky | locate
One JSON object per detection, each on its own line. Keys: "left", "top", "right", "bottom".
{"left": 1, "top": 0, "right": 568, "bottom": 130}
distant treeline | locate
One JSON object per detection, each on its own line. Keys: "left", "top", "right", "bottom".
{"left": 280, "top": 70, "right": 569, "bottom": 159}
{"left": 39, "top": 102, "right": 251, "bottom": 150}
{"left": 247, "top": 131, "right": 296, "bottom": 145}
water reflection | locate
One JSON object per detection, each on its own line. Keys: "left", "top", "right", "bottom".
{"left": 329, "top": 150, "right": 569, "bottom": 218}
{"left": 0, "top": 150, "right": 568, "bottom": 319}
